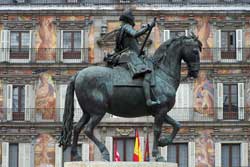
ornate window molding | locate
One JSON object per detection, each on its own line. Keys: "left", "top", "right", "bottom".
{"left": 157, "top": 16, "right": 197, "bottom": 30}
{"left": 1, "top": 15, "right": 38, "bottom": 30}
{"left": 53, "top": 16, "right": 93, "bottom": 30}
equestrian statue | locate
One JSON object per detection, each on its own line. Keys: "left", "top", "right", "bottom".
{"left": 59, "top": 9, "right": 202, "bottom": 162}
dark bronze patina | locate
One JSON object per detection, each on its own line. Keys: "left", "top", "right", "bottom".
{"left": 59, "top": 12, "right": 202, "bottom": 162}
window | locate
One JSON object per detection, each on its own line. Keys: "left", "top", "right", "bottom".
{"left": 63, "top": 31, "right": 81, "bottom": 59}
{"left": 221, "top": 31, "right": 236, "bottom": 59}
{"left": 63, "top": 144, "right": 82, "bottom": 162}
{"left": 167, "top": 143, "right": 188, "bottom": 167}
{"left": 222, "top": 144, "right": 240, "bottom": 167}
{"left": 223, "top": 84, "right": 238, "bottom": 119}
{"left": 12, "top": 85, "right": 25, "bottom": 120}
{"left": 113, "top": 138, "right": 135, "bottom": 161}
{"left": 10, "top": 31, "right": 29, "bottom": 59}
{"left": 9, "top": 143, "right": 18, "bottom": 167}
{"left": 170, "top": 30, "right": 186, "bottom": 39}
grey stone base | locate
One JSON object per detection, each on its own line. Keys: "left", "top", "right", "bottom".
{"left": 65, "top": 161, "right": 178, "bottom": 167}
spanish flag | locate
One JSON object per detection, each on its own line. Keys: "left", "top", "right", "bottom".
{"left": 133, "top": 129, "right": 143, "bottom": 161}
{"left": 144, "top": 133, "right": 150, "bottom": 161}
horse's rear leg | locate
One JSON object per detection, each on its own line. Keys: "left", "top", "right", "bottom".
{"left": 84, "top": 114, "right": 110, "bottom": 161}
{"left": 159, "top": 114, "right": 181, "bottom": 147}
{"left": 71, "top": 113, "right": 90, "bottom": 161}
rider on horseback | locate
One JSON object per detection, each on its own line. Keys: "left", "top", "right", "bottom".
{"left": 115, "top": 9, "right": 160, "bottom": 106}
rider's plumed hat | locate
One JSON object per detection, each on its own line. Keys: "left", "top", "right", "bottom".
{"left": 119, "top": 9, "right": 135, "bottom": 26}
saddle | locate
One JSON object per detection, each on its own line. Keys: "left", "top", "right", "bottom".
{"left": 112, "top": 66, "right": 155, "bottom": 87}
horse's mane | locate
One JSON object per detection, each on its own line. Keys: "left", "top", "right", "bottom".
{"left": 150, "top": 35, "right": 202, "bottom": 66}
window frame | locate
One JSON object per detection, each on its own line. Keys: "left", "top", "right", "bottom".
{"left": 113, "top": 137, "right": 135, "bottom": 161}
{"left": 167, "top": 143, "right": 188, "bottom": 167}
{"left": 221, "top": 30, "right": 236, "bottom": 60}
{"left": 10, "top": 31, "right": 30, "bottom": 59}
{"left": 62, "top": 31, "right": 81, "bottom": 60}
{"left": 221, "top": 143, "right": 241, "bottom": 167}
{"left": 12, "top": 85, "right": 25, "bottom": 121}
{"left": 223, "top": 83, "right": 238, "bottom": 120}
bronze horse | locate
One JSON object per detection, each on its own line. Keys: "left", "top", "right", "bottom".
{"left": 59, "top": 34, "right": 202, "bottom": 161}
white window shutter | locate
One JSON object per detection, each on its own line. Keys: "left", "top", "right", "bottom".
{"left": 217, "top": 83, "right": 223, "bottom": 120}
{"left": 7, "top": 84, "right": 13, "bottom": 121}
{"left": 188, "top": 142, "right": 195, "bottom": 167}
{"left": 82, "top": 143, "right": 90, "bottom": 161}
{"left": 2, "top": 142, "right": 9, "bottom": 167}
{"left": 5, "top": 30, "right": 10, "bottom": 62}
{"left": 139, "top": 137, "right": 144, "bottom": 161}
{"left": 60, "top": 30, "right": 64, "bottom": 62}
{"left": 81, "top": 30, "right": 84, "bottom": 62}
{"left": 19, "top": 142, "right": 25, "bottom": 167}
{"left": 163, "top": 30, "right": 170, "bottom": 42}
{"left": 215, "top": 142, "right": 221, "bottom": 167}
{"left": 236, "top": 29, "right": 243, "bottom": 61}
{"left": 0, "top": 30, "right": 4, "bottom": 62}
{"left": 238, "top": 83, "right": 245, "bottom": 120}
{"left": 60, "top": 85, "right": 67, "bottom": 122}
{"left": 25, "top": 143, "right": 31, "bottom": 167}
{"left": 25, "top": 85, "right": 31, "bottom": 121}
{"left": 105, "top": 136, "right": 113, "bottom": 161}
{"left": 55, "top": 144, "right": 63, "bottom": 167}
{"left": 216, "top": 29, "right": 221, "bottom": 61}
{"left": 29, "top": 30, "right": 33, "bottom": 62}
{"left": 241, "top": 142, "right": 248, "bottom": 167}
{"left": 74, "top": 92, "right": 82, "bottom": 122}
{"left": 160, "top": 146, "right": 167, "bottom": 160}
{"left": 19, "top": 143, "right": 30, "bottom": 167}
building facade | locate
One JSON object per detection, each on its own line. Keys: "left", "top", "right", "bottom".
{"left": 0, "top": 0, "right": 250, "bottom": 167}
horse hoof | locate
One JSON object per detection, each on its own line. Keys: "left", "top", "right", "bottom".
{"left": 155, "top": 156, "right": 166, "bottom": 162}
{"left": 158, "top": 136, "right": 172, "bottom": 147}
{"left": 72, "top": 155, "right": 82, "bottom": 161}
{"left": 102, "top": 151, "right": 110, "bottom": 161}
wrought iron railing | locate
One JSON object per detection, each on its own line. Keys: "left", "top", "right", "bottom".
{"left": 0, "top": 48, "right": 90, "bottom": 64}
{"left": 1, "top": 47, "right": 250, "bottom": 64}
{"left": 1, "top": 107, "right": 248, "bottom": 122}
{"left": 0, "top": 0, "right": 249, "bottom": 6}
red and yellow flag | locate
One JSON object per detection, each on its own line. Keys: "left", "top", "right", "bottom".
{"left": 133, "top": 129, "right": 143, "bottom": 161}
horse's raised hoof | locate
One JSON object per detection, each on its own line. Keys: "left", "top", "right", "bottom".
{"left": 158, "top": 135, "right": 172, "bottom": 147}
{"left": 71, "top": 155, "right": 82, "bottom": 161}
{"left": 155, "top": 155, "right": 166, "bottom": 162}
{"left": 102, "top": 150, "right": 110, "bottom": 161}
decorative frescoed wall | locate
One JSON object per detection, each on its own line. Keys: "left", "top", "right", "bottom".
{"left": 195, "top": 129, "right": 215, "bottom": 167}
{"left": 0, "top": 80, "right": 3, "bottom": 120}
{"left": 35, "top": 16, "right": 57, "bottom": 61}
{"left": 35, "top": 72, "right": 56, "bottom": 121}
{"left": 35, "top": 134, "right": 55, "bottom": 167}
{"left": 246, "top": 80, "right": 250, "bottom": 113}
{"left": 193, "top": 70, "right": 214, "bottom": 117}
{"left": 195, "top": 16, "right": 213, "bottom": 61}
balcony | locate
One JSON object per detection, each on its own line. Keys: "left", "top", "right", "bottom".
{"left": 0, "top": 108, "right": 249, "bottom": 123}
{"left": 0, "top": 0, "right": 249, "bottom": 6}
{"left": 0, "top": 48, "right": 90, "bottom": 64}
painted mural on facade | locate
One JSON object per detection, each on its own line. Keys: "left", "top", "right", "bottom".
{"left": 245, "top": 20, "right": 250, "bottom": 60}
{"left": 35, "top": 16, "right": 57, "bottom": 61}
{"left": 195, "top": 16, "right": 213, "bottom": 61}
{"left": 193, "top": 71, "right": 214, "bottom": 116}
{"left": 195, "top": 129, "right": 215, "bottom": 167}
{"left": 35, "top": 134, "right": 55, "bottom": 167}
{"left": 35, "top": 72, "right": 56, "bottom": 121}
{"left": 0, "top": 80, "right": 3, "bottom": 120}
{"left": 246, "top": 80, "right": 250, "bottom": 113}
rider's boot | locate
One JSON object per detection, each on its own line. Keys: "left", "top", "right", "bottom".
{"left": 143, "top": 73, "right": 160, "bottom": 106}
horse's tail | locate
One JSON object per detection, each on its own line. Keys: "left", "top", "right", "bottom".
{"left": 59, "top": 73, "right": 77, "bottom": 149}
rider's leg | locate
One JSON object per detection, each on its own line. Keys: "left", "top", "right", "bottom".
{"left": 143, "top": 73, "right": 160, "bottom": 106}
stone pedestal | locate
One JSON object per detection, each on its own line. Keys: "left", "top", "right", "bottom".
{"left": 64, "top": 161, "right": 178, "bottom": 167}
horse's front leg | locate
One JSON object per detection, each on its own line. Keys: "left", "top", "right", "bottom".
{"left": 152, "top": 115, "right": 165, "bottom": 162}
{"left": 159, "top": 114, "right": 181, "bottom": 147}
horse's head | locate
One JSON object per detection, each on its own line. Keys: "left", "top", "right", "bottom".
{"left": 181, "top": 33, "right": 202, "bottom": 78}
